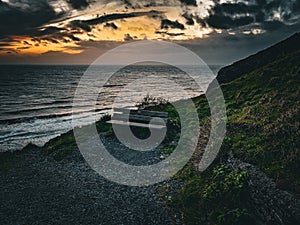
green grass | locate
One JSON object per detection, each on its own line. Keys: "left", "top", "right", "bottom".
{"left": 167, "top": 51, "right": 300, "bottom": 224}
{"left": 171, "top": 165, "right": 252, "bottom": 225}
{"left": 162, "top": 145, "right": 176, "bottom": 155}
{"left": 96, "top": 114, "right": 114, "bottom": 136}
{"left": 176, "top": 52, "right": 300, "bottom": 195}
{"left": 43, "top": 130, "right": 77, "bottom": 161}
{"left": 220, "top": 53, "right": 300, "bottom": 195}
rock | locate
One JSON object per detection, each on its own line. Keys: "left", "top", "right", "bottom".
{"left": 227, "top": 157, "right": 300, "bottom": 225}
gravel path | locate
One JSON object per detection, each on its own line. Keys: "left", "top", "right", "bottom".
{"left": 0, "top": 137, "right": 182, "bottom": 225}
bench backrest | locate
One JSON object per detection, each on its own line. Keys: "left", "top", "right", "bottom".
{"left": 112, "top": 108, "right": 168, "bottom": 125}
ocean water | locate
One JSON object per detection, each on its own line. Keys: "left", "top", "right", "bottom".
{"left": 0, "top": 64, "right": 221, "bottom": 151}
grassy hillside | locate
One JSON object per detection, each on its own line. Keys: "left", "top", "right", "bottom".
{"left": 169, "top": 48, "right": 300, "bottom": 225}
{"left": 220, "top": 52, "right": 299, "bottom": 193}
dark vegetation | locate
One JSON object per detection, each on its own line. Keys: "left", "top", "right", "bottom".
{"left": 172, "top": 165, "right": 251, "bottom": 225}
{"left": 168, "top": 34, "right": 300, "bottom": 224}
{"left": 221, "top": 53, "right": 300, "bottom": 195}
{"left": 169, "top": 50, "right": 299, "bottom": 224}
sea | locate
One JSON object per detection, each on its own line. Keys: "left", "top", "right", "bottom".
{"left": 0, "top": 64, "right": 221, "bottom": 152}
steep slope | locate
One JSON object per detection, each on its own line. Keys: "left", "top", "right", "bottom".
{"left": 171, "top": 35, "right": 300, "bottom": 225}
{"left": 220, "top": 51, "right": 300, "bottom": 195}
{"left": 217, "top": 32, "right": 300, "bottom": 84}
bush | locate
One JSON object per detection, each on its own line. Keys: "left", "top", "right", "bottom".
{"left": 136, "top": 94, "right": 169, "bottom": 109}
{"left": 172, "top": 164, "right": 253, "bottom": 225}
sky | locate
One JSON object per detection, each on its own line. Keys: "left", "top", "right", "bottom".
{"left": 0, "top": 0, "right": 299, "bottom": 65}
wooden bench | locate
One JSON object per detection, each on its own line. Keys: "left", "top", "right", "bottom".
{"left": 107, "top": 108, "right": 168, "bottom": 130}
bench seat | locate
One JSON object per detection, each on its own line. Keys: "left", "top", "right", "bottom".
{"left": 107, "top": 108, "right": 168, "bottom": 129}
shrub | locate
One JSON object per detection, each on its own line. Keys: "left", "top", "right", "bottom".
{"left": 136, "top": 94, "right": 169, "bottom": 109}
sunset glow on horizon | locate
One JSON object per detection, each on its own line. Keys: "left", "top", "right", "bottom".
{"left": 0, "top": 0, "right": 299, "bottom": 64}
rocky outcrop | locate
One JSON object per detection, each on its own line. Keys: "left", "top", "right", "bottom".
{"left": 228, "top": 157, "right": 300, "bottom": 225}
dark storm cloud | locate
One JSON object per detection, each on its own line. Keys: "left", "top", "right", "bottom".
{"left": 183, "top": 13, "right": 195, "bottom": 25}
{"left": 121, "top": 0, "right": 180, "bottom": 8}
{"left": 23, "top": 40, "right": 31, "bottom": 45}
{"left": 206, "top": 15, "right": 254, "bottom": 29}
{"left": 212, "top": 2, "right": 259, "bottom": 15}
{"left": 0, "top": 37, "right": 19, "bottom": 44}
{"left": 203, "top": 3, "right": 254, "bottom": 29}
{"left": 68, "top": 10, "right": 162, "bottom": 33}
{"left": 176, "top": 23, "right": 300, "bottom": 65}
{"left": 9, "top": 26, "right": 80, "bottom": 46}
{"left": 104, "top": 22, "right": 118, "bottom": 30}
{"left": 17, "top": 46, "right": 30, "bottom": 50}
{"left": 42, "top": 37, "right": 60, "bottom": 44}
{"left": 112, "top": 1, "right": 299, "bottom": 33}
{"left": 0, "top": 0, "right": 62, "bottom": 39}
{"left": 0, "top": 42, "right": 15, "bottom": 47}
{"left": 25, "top": 26, "right": 82, "bottom": 46}
{"left": 34, "top": 27, "right": 65, "bottom": 36}
{"left": 84, "top": 10, "right": 162, "bottom": 25}
{"left": 0, "top": 0, "right": 163, "bottom": 44}
{"left": 70, "top": 20, "right": 92, "bottom": 32}
{"left": 179, "top": 0, "right": 197, "bottom": 6}
{"left": 156, "top": 31, "right": 185, "bottom": 36}
{"left": 187, "top": 0, "right": 300, "bottom": 31}
{"left": 124, "top": 33, "right": 134, "bottom": 41}
{"left": 292, "top": 0, "right": 300, "bottom": 12}
{"left": 0, "top": 0, "right": 96, "bottom": 40}
{"left": 161, "top": 19, "right": 185, "bottom": 29}
{"left": 64, "top": 33, "right": 81, "bottom": 42}
{"left": 67, "top": 0, "right": 90, "bottom": 9}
